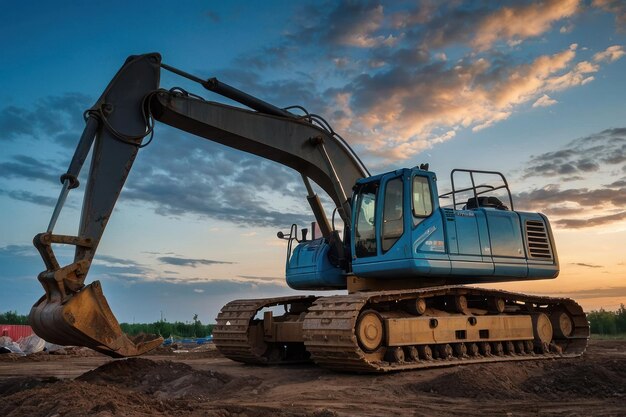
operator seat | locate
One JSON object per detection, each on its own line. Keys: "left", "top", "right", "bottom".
{"left": 465, "top": 196, "right": 508, "bottom": 210}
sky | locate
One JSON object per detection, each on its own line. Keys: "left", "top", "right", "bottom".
{"left": 1, "top": 0, "right": 625, "bottom": 325}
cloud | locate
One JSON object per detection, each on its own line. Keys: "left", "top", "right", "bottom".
{"left": 593, "top": 0, "right": 626, "bottom": 29}
{"left": 606, "top": 179, "right": 626, "bottom": 188}
{"left": 157, "top": 256, "right": 234, "bottom": 268}
{"left": 532, "top": 94, "right": 558, "bottom": 108}
{"left": 517, "top": 185, "right": 626, "bottom": 210}
{"left": 95, "top": 254, "right": 144, "bottom": 266}
{"left": 0, "top": 93, "right": 91, "bottom": 143}
{"left": 336, "top": 44, "right": 603, "bottom": 161}
{"left": 522, "top": 128, "right": 626, "bottom": 180}
{"left": 0, "top": 109, "right": 314, "bottom": 230}
{"left": 468, "top": 0, "right": 580, "bottom": 51}
{"left": 0, "top": 188, "right": 57, "bottom": 207}
{"left": 324, "top": 2, "right": 387, "bottom": 48}
{"left": 514, "top": 185, "right": 626, "bottom": 228}
{"left": 593, "top": 45, "right": 626, "bottom": 62}
{"left": 237, "top": 275, "right": 284, "bottom": 284}
{"left": 117, "top": 129, "right": 313, "bottom": 228}
{"left": 0, "top": 244, "right": 37, "bottom": 259}
{"left": 0, "top": 155, "right": 59, "bottom": 184}
{"left": 0, "top": 155, "right": 68, "bottom": 206}
{"left": 291, "top": 1, "right": 388, "bottom": 48}
{"left": 514, "top": 183, "right": 626, "bottom": 229}
{"left": 411, "top": 0, "right": 579, "bottom": 51}
{"left": 548, "top": 286, "right": 626, "bottom": 299}
{"left": 205, "top": 2, "right": 621, "bottom": 167}
{"left": 515, "top": 128, "right": 626, "bottom": 228}
{"left": 570, "top": 263, "right": 603, "bottom": 268}
{"left": 554, "top": 211, "right": 626, "bottom": 228}
{"left": 87, "top": 254, "right": 153, "bottom": 281}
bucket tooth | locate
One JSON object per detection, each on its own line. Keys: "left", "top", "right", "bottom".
{"left": 30, "top": 280, "right": 163, "bottom": 357}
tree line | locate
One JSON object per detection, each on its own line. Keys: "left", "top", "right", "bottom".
{"left": 120, "top": 316, "right": 214, "bottom": 338}
{"left": 587, "top": 304, "right": 626, "bottom": 335}
{"left": 2, "top": 305, "right": 625, "bottom": 336}
{"left": 0, "top": 311, "right": 213, "bottom": 338}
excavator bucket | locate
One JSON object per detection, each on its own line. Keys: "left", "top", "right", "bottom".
{"left": 30, "top": 280, "right": 163, "bottom": 357}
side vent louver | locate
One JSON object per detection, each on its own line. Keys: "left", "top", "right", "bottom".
{"left": 443, "top": 208, "right": 455, "bottom": 221}
{"left": 525, "top": 220, "right": 553, "bottom": 260}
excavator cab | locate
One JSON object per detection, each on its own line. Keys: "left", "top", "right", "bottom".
{"left": 350, "top": 167, "right": 559, "bottom": 288}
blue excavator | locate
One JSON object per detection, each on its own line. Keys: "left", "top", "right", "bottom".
{"left": 30, "top": 53, "right": 588, "bottom": 372}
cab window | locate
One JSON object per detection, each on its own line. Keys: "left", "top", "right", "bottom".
{"left": 382, "top": 178, "right": 404, "bottom": 252}
{"left": 354, "top": 183, "right": 378, "bottom": 257}
{"left": 413, "top": 176, "right": 432, "bottom": 217}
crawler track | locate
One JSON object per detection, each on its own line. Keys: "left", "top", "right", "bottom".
{"left": 213, "top": 295, "right": 317, "bottom": 364}
{"left": 302, "top": 286, "right": 589, "bottom": 372}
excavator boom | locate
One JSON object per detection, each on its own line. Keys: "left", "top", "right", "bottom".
{"left": 30, "top": 53, "right": 367, "bottom": 356}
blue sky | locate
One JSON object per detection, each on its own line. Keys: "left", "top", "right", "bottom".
{"left": 1, "top": 1, "right": 625, "bottom": 324}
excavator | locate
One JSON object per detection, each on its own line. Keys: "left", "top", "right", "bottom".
{"left": 30, "top": 53, "right": 588, "bottom": 372}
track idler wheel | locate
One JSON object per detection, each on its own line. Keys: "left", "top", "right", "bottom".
{"left": 356, "top": 310, "right": 385, "bottom": 353}
{"left": 30, "top": 281, "right": 163, "bottom": 357}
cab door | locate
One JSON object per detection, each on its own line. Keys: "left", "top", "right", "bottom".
{"left": 352, "top": 173, "right": 411, "bottom": 277}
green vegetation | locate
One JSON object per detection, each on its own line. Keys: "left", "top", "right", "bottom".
{"left": 120, "top": 314, "right": 214, "bottom": 338}
{"left": 587, "top": 304, "right": 626, "bottom": 336}
{"left": 0, "top": 311, "right": 29, "bottom": 325}
{"left": 0, "top": 311, "right": 213, "bottom": 338}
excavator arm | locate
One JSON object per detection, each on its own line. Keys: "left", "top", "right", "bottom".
{"left": 30, "top": 53, "right": 367, "bottom": 357}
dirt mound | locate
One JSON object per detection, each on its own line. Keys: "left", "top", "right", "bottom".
{"left": 49, "top": 346, "right": 105, "bottom": 357}
{"left": 0, "top": 380, "right": 178, "bottom": 417}
{"left": 0, "top": 378, "right": 340, "bottom": 417}
{"left": 409, "top": 355, "right": 626, "bottom": 401}
{"left": 0, "top": 376, "right": 59, "bottom": 396}
{"left": 77, "top": 357, "right": 254, "bottom": 399}
{"left": 523, "top": 360, "right": 626, "bottom": 399}
{"left": 408, "top": 361, "right": 535, "bottom": 399}
{"left": 0, "top": 346, "right": 104, "bottom": 362}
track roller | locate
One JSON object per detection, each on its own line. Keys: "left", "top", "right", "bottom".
{"left": 418, "top": 345, "right": 433, "bottom": 360}
{"left": 386, "top": 346, "right": 405, "bottom": 363}
{"left": 438, "top": 344, "right": 453, "bottom": 359}
{"left": 405, "top": 346, "right": 420, "bottom": 362}
{"left": 454, "top": 342, "right": 467, "bottom": 358}
{"left": 492, "top": 341, "right": 504, "bottom": 356}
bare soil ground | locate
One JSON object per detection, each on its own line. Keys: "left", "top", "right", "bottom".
{"left": 0, "top": 339, "right": 623, "bottom": 417}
